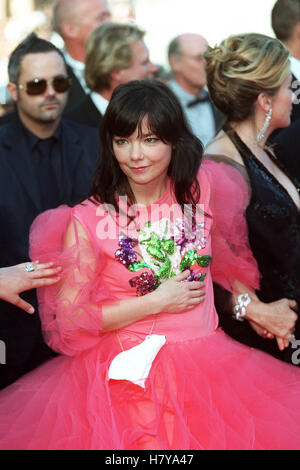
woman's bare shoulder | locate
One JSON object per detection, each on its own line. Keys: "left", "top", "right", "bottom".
{"left": 205, "top": 131, "right": 244, "bottom": 166}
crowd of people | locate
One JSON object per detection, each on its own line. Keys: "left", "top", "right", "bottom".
{"left": 0, "top": 0, "right": 300, "bottom": 450}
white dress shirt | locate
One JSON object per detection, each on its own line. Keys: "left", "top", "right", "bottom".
{"left": 290, "top": 56, "right": 300, "bottom": 81}
{"left": 64, "top": 51, "right": 90, "bottom": 94}
{"left": 89, "top": 92, "right": 109, "bottom": 116}
{"left": 168, "top": 80, "right": 216, "bottom": 147}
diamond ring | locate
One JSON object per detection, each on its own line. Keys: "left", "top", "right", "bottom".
{"left": 25, "top": 263, "right": 35, "bottom": 272}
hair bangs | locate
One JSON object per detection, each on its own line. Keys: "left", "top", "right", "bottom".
{"left": 92, "top": 80, "right": 203, "bottom": 214}
{"left": 106, "top": 82, "right": 180, "bottom": 144}
{"left": 139, "top": 101, "right": 176, "bottom": 145}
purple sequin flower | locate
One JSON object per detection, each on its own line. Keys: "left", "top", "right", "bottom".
{"left": 115, "top": 236, "right": 138, "bottom": 267}
{"left": 119, "top": 237, "right": 138, "bottom": 249}
{"left": 175, "top": 218, "right": 206, "bottom": 253}
{"left": 185, "top": 269, "right": 204, "bottom": 282}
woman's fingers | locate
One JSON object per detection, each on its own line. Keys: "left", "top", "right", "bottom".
{"left": 190, "top": 288, "right": 205, "bottom": 298}
{"left": 30, "top": 276, "right": 61, "bottom": 288}
{"left": 176, "top": 270, "right": 191, "bottom": 281}
{"left": 31, "top": 266, "right": 62, "bottom": 279}
{"left": 22, "top": 261, "right": 62, "bottom": 280}
{"left": 187, "top": 281, "right": 205, "bottom": 290}
{"left": 12, "top": 295, "right": 35, "bottom": 314}
{"left": 265, "top": 332, "right": 275, "bottom": 339}
{"left": 275, "top": 335, "right": 293, "bottom": 351}
{"left": 289, "top": 299, "right": 298, "bottom": 311}
{"left": 18, "top": 261, "right": 62, "bottom": 294}
{"left": 189, "top": 295, "right": 205, "bottom": 305}
{"left": 276, "top": 337, "right": 287, "bottom": 351}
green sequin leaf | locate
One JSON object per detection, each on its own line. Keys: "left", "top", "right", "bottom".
{"left": 196, "top": 255, "right": 212, "bottom": 267}
{"left": 157, "top": 258, "right": 175, "bottom": 278}
{"left": 179, "top": 249, "right": 198, "bottom": 271}
{"left": 161, "top": 239, "right": 175, "bottom": 254}
{"left": 146, "top": 245, "right": 165, "bottom": 262}
{"left": 128, "top": 261, "right": 151, "bottom": 272}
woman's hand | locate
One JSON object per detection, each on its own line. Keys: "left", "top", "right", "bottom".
{"left": 0, "top": 261, "right": 62, "bottom": 314}
{"left": 151, "top": 270, "right": 206, "bottom": 314}
{"left": 248, "top": 319, "right": 293, "bottom": 351}
{"left": 246, "top": 298, "right": 298, "bottom": 350}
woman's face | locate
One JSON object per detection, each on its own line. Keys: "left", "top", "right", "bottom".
{"left": 112, "top": 116, "right": 172, "bottom": 191}
{"left": 270, "top": 74, "right": 295, "bottom": 130}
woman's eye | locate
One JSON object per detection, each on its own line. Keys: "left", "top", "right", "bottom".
{"left": 114, "top": 138, "right": 128, "bottom": 145}
{"left": 145, "top": 137, "right": 158, "bottom": 143}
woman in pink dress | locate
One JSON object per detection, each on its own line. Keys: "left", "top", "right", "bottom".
{"left": 0, "top": 80, "right": 300, "bottom": 450}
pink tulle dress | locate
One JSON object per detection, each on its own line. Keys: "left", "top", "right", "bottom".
{"left": 0, "top": 165, "right": 300, "bottom": 450}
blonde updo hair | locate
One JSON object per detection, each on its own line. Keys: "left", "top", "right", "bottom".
{"left": 204, "top": 33, "right": 290, "bottom": 122}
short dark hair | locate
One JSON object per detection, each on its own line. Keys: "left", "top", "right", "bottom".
{"left": 271, "top": 0, "right": 300, "bottom": 42}
{"left": 167, "top": 36, "right": 182, "bottom": 62}
{"left": 8, "top": 32, "right": 67, "bottom": 83}
{"left": 91, "top": 80, "right": 203, "bottom": 213}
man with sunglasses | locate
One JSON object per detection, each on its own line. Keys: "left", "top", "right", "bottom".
{"left": 0, "top": 33, "right": 99, "bottom": 389}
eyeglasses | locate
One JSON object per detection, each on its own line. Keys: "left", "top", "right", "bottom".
{"left": 18, "top": 75, "right": 71, "bottom": 96}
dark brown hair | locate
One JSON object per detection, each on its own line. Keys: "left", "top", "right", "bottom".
{"left": 91, "top": 80, "right": 203, "bottom": 214}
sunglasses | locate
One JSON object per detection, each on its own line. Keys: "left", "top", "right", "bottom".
{"left": 18, "top": 75, "right": 71, "bottom": 96}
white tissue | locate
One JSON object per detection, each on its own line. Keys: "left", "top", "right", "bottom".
{"left": 108, "top": 334, "right": 166, "bottom": 389}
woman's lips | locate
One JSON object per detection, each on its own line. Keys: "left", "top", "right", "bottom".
{"left": 130, "top": 166, "right": 149, "bottom": 173}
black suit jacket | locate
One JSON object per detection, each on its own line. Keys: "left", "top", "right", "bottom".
{"left": 65, "top": 94, "right": 103, "bottom": 129}
{"left": 267, "top": 74, "right": 300, "bottom": 180}
{"left": 0, "top": 118, "right": 99, "bottom": 376}
{"left": 268, "top": 74, "right": 300, "bottom": 141}
{"left": 64, "top": 66, "right": 88, "bottom": 113}
{"left": 272, "top": 118, "right": 300, "bottom": 182}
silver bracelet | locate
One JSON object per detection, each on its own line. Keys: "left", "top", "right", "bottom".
{"left": 233, "top": 293, "right": 251, "bottom": 322}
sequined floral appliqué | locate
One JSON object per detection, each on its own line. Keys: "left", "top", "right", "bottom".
{"left": 115, "top": 217, "right": 211, "bottom": 296}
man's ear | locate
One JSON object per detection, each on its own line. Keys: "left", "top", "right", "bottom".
{"left": 7, "top": 82, "right": 18, "bottom": 102}
{"left": 168, "top": 54, "right": 182, "bottom": 74}
{"left": 294, "top": 21, "right": 300, "bottom": 40}
{"left": 110, "top": 69, "right": 123, "bottom": 84}
{"left": 60, "top": 20, "right": 79, "bottom": 40}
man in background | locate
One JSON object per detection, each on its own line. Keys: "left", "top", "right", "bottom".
{"left": 270, "top": 0, "right": 300, "bottom": 179}
{"left": 66, "top": 22, "right": 157, "bottom": 128}
{"left": 53, "top": 0, "right": 111, "bottom": 110}
{"left": 168, "top": 33, "right": 223, "bottom": 147}
{"left": 271, "top": 0, "right": 300, "bottom": 122}
{"left": 0, "top": 33, "right": 99, "bottom": 389}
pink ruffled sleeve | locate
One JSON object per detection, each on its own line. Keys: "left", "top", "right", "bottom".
{"left": 202, "top": 159, "right": 260, "bottom": 292}
{"left": 29, "top": 204, "right": 115, "bottom": 356}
